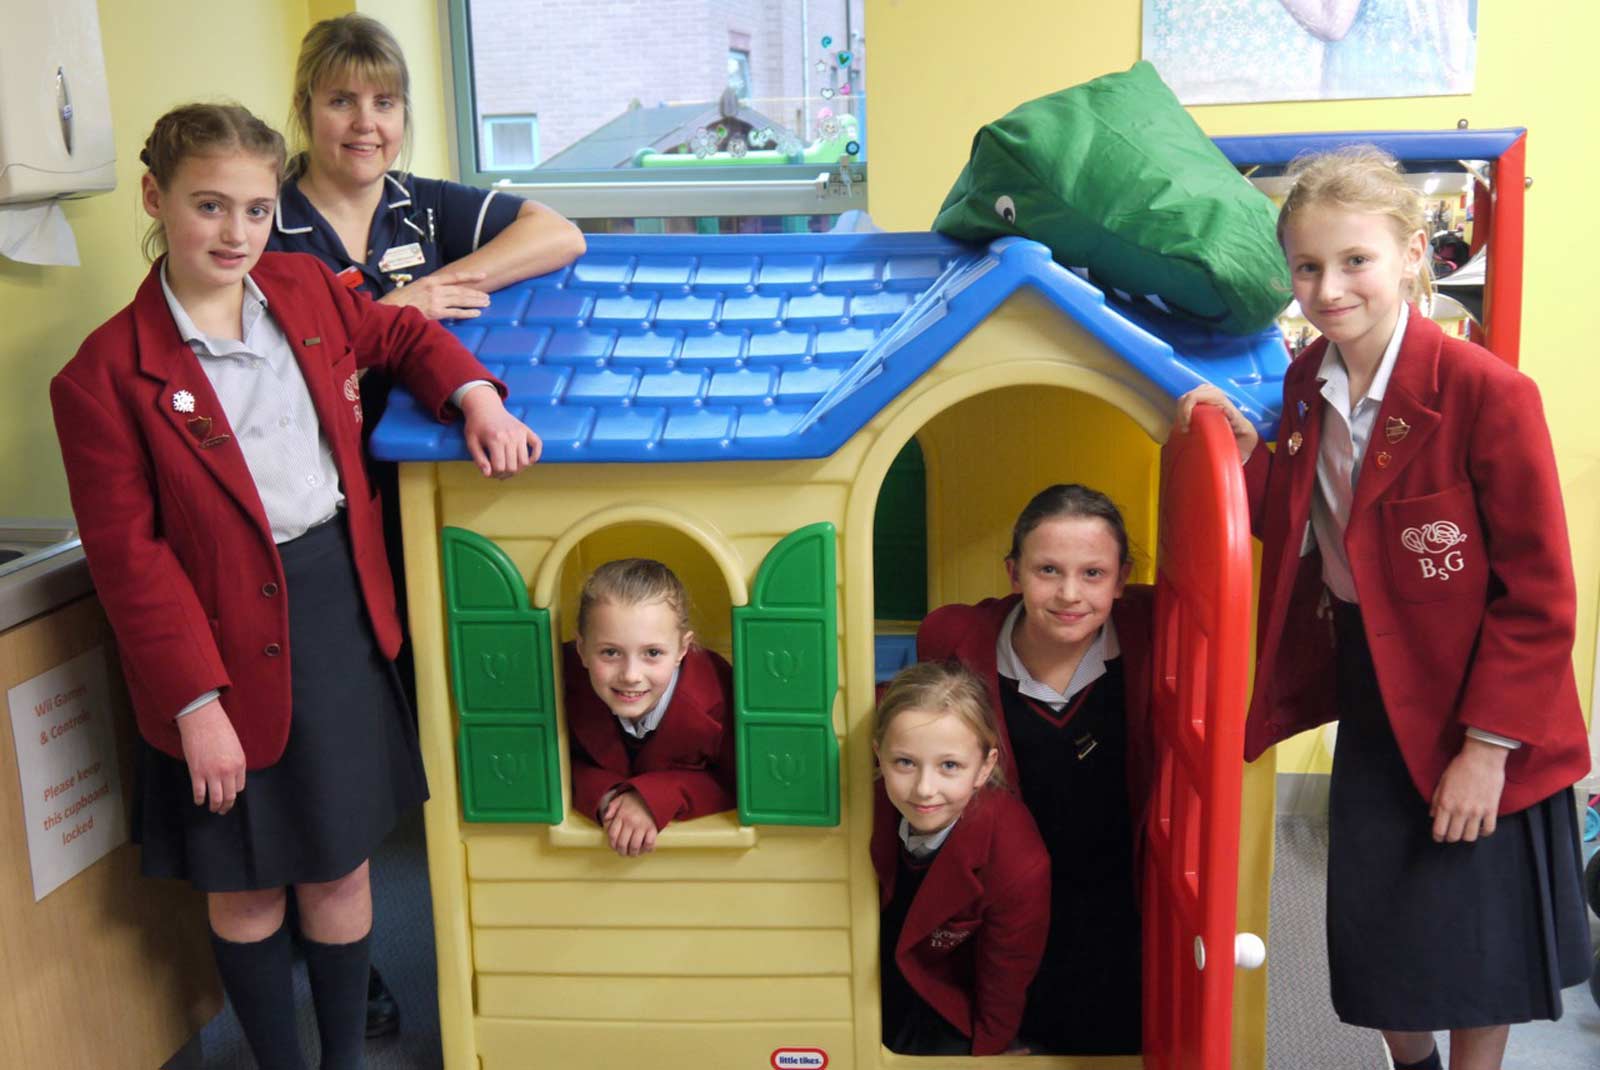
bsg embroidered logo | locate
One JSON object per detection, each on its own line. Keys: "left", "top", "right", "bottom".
{"left": 1400, "top": 521, "right": 1468, "bottom": 581}
{"left": 928, "top": 926, "right": 974, "bottom": 951}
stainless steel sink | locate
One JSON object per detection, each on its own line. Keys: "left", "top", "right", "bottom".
{"left": 0, "top": 521, "right": 80, "bottom": 580}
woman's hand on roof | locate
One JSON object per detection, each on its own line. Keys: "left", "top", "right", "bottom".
{"left": 380, "top": 268, "right": 492, "bottom": 321}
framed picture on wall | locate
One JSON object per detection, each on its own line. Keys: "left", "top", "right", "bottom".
{"left": 1143, "top": 0, "right": 1478, "bottom": 105}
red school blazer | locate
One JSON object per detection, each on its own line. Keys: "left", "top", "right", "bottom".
{"left": 915, "top": 587, "right": 1156, "bottom": 812}
{"left": 1242, "top": 311, "right": 1589, "bottom": 814}
{"left": 562, "top": 642, "right": 737, "bottom": 828}
{"left": 50, "top": 252, "right": 505, "bottom": 769}
{"left": 870, "top": 782, "right": 1050, "bottom": 1056}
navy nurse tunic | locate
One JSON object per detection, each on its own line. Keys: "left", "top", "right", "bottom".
{"left": 267, "top": 170, "right": 524, "bottom": 298}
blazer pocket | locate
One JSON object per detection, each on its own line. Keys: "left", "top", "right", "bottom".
{"left": 1379, "top": 483, "right": 1487, "bottom": 603}
{"left": 926, "top": 917, "right": 981, "bottom": 952}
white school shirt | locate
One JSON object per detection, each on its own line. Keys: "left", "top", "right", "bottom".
{"left": 900, "top": 816, "right": 957, "bottom": 859}
{"left": 614, "top": 665, "right": 681, "bottom": 739}
{"left": 1304, "top": 306, "right": 1516, "bottom": 749}
{"left": 995, "top": 601, "right": 1120, "bottom": 709}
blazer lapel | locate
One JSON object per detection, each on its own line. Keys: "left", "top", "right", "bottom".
{"left": 636, "top": 649, "right": 724, "bottom": 769}
{"left": 897, "top": 814, "right": 985, "bottom": 958}
{"left": 1279, "top": 360, "right": 1328, "bottom": 542}
{"left": 1351, "top": 316, "right": 1444, "bottom": 518}
{"left": 130, "top": 264, "right": 272, "bottom": 534}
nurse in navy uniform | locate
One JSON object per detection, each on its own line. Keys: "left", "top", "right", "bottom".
{"left": 267, "top": 12, "right": 584, "bottom": 1037}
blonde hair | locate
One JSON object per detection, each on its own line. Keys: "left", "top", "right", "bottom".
{"left": 139, "top": 103, "right": 286, "bottom": 262}
{"left": 576, "top": 559, "right": 692, "bottom": 638}
{"left": 873, "top": 661, "right": 1007, "bottom": 791}
{"left": 1277, "top": 145, "right": 1434, "bottom": 301}
{"left": 288, "top": 14, "right": 412, "bottom": 177}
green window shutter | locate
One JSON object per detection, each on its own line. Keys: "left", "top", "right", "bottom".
{"left": 872, "top": 437, "right": 928, "bottom": 621}
{"left": 441, "top": 527, "right": 563, "bottom": 824}
{"left": 732, "top": 522, "right": 840, "bottom": 826}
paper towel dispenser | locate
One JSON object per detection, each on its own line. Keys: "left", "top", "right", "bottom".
{"left": 0, "top": 0, "right": 116, "bottom": 205}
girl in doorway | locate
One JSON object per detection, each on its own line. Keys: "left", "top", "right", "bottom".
{"left": 871, "top": 660, "right": 1050, "bottom": 1056}
{"left": 1179, "top": 145, "right": 1591, "bottom": 1070}
{"left": 50, "top": 102, "right": 538, "bottom": 1069}
{"left": 916, "top": 483, "right": 1153, "bottom": 1054}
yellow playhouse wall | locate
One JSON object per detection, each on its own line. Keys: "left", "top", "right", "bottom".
{"left": 0, "top": 1, "right": 308, "bottom": 518}
{"left": 408, "top": 301, "right": 1174, "bottom": 1069}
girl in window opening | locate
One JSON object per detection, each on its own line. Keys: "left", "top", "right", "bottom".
{"left": 564, "top": 559, "right": 737, "bottom": 857}
{"left": 871, "top": 659, "right": 1050, "bottom": 1056}
{"left": 1178, "top": 145, "right": 1591, "bottom": 1070}
{"left": 50, "top": 102, "right": 538, "bottom": 1070}
{"left": 916, "top": 484, "right": 1153, "bottom": 1054}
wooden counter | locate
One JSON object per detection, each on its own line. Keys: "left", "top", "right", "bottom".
{"left": 0, "top": 596, "right": 220, "bottom": 1067}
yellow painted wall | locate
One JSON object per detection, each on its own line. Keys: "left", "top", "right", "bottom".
{"left": 865, "top": 0, "right": 1600, "bottom": 729}
{"left": 0, "top": 1, "right": 308, "bottom": 519}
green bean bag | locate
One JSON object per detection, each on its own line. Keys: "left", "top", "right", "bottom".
{"left": 933, "top": 61, "right": 1290, "bottom": 335}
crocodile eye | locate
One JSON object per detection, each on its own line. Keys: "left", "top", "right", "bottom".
{"left": 994, "top": 195, "right": 1017, "bottom": 224}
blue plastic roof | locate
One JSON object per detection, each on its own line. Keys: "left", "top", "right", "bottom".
{"left": 371, "top": 232, "right": 1289, "bottom": 463}
{"left": 1214, "top": 128, "right": 1524, "bottom": 167}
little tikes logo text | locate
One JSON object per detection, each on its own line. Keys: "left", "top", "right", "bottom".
{"left": 1400, "top": 521, "right": 1468, "bottom": 582}
{"left": 771, "top": 1049, "right": 829, "bottom": 1069}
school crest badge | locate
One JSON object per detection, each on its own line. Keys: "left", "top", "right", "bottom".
{"left": 1400, "top": 521, "right": 1468, "bottom": 582}
{"left": 928, "top": 926, "right": 975, "bottom": 951}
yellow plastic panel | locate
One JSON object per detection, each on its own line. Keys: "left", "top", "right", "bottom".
{"left": 545, "top": 809, "right": 757, "bottom": 849}
{"left": 477, "top": 975, "right": 853, "bottom": 1022}
{"left": 550, "top": 520, "right": 738, "bottom": 654}
{"left": 478, "top": 1020, "right": 856, "bottom": 1070}
{"left": 919, "top": 384, "right": 1161, "bottom": 607}
{"left": 464, "top": 826, "right": 850, "bottom": 882}
{"left": 470, "top": 880, "right": 851, "bottom": 929}
{"left": 473, "top": 927, "right": 851, "bottom": 975}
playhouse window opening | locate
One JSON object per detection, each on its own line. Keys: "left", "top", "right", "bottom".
{"left": 553, "top": 522, "right": 740, "bottom": 838}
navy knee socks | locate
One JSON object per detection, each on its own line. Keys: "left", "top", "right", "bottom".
{"left": 210, "top": 922, "right": 307, "bottom": 1070}
{"left": 302, "top": 932, "right": 372, "bottom": 1070}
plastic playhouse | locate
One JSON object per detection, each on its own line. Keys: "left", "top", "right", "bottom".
{"left": 370, "top": 128, "right": 1534, "bottom": 1070}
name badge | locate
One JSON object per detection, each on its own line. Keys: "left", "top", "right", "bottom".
{"left": 378, "top": 242, "right": 426, "bottom": 274}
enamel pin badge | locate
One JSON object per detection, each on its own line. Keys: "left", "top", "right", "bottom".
{"left": 1385, "top": 416, "right": 1411, "bottom": 444}
{"left": 172, "top": 389, "right": 195, "bottom": 414}
{"left": 1287, "top": 430, "right": 1303, "bottom": 455}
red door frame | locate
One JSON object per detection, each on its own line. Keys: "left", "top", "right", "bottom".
{"left": 1143, "top": 406, "right": 1255, "bottom": 1070}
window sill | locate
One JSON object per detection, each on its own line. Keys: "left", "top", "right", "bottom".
{"left": 546, "top": 809, "right": 758, "bottom": 850}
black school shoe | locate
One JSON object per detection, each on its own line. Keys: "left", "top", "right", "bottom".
{"left": 366, "top": 965, "right": 400, "bottom": 1038}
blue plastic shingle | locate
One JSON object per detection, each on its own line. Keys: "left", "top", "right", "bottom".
{"left": 708, "top": 368, "right": 777, "bottom": 403}
{"left": 477, "top": 326, "right": 553, "bottom": 361}
{"left": 718, "top": 294, "right": 784, "bottom": 329}
{"left": 653, "top": 295, "right": 720, "bottom": 332}
{"left": 566, "top": 368, "right": 637, "bottom": 403}
{"left": 757, "top": 255, "right": 822, "bottom": 292}
{"left": 543, "top": 328, "right": 616, "bottom": 364}
{"left": 571, "top": 256, "right": 634, "bottom": 292}
{"left": 373, "top": 229, "right": 1291, "bottom": 464}
{"left": 611, "top": 331, "right": 682, "bottom": 365}
{"left": 785, "top": 293, "right": 849, "bottom": 325}
{"left": 524, "top": 289, "right": 593, "bottom": 325}
{"left": 679, "top": 333, "right": 745, "bottom": 365}
{"left": 636, "top": 369, "right": 709, "bottom": 405}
